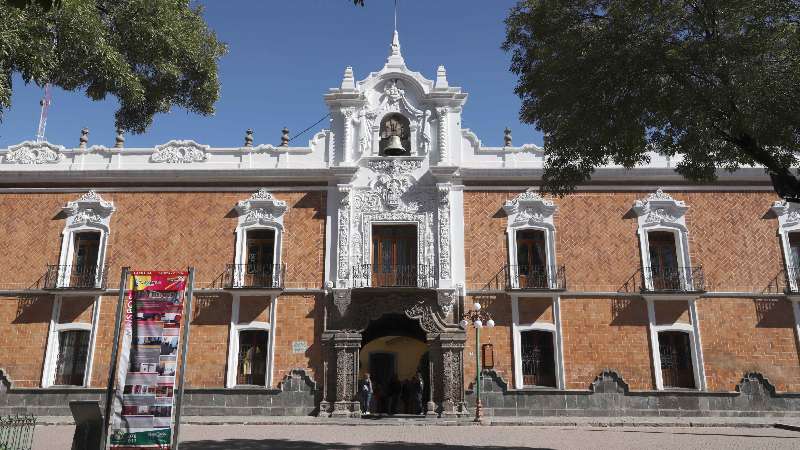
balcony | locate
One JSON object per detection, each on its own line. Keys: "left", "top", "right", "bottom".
{"left": 621, "top": 266, "right": 705, "bottom": 293}
{"left": 220, "top": 264, "right": 285, "bottom": 289}
{"left": 352, "top": 264, "right": 434, "bottom": 288}
{"left": 506, "top": 265, "right": 566, "bottom": 291}
{"left": 779, "top": 267, "right": 800, "bottom": 294}
{"left": 42, "top": 264, "right": 107, "bottom": 290}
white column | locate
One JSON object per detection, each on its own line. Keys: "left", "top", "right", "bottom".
{"left": 688, "top": 298, "right": 707, "bottom": 391}
{"left": 83, "top": 296, "right": 102, "bottom": 387}
{"left": 267, "top": 295, "right": 278, "bottom": 388}
{"left": 553, "top": 295, "right": 566, "bottom": 390}
{"left": 41, "top": 296, "right": 62, "bottom": 388}
{"left": 511, "top": 295, "right": 522, "bottom": 389}
{"left": 646, "top": 298, "right": 664, "bottom": 390}
{"left": 225, "top": 294, "right": 241, "bottom": 388}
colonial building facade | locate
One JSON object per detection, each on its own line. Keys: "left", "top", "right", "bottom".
{"left": 1, "top": 33, "right": 799, "bottom": 418}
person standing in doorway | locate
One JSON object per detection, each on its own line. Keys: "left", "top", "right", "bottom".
{"left": 359, "top": 373, "right": 373, "bottom": 415}
{"left": 413, "top": 372, "right": 424, "bottom": 415}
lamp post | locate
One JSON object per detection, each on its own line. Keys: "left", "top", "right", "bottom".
{"left": 460, "top": 301, "right": 494, "bottom": 422}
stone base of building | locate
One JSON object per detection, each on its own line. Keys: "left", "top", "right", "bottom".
{"left": 464, "top": 370, "right": 800, "bottom": 418}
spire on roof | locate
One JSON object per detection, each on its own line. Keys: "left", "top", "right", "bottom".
{"left": 387, "top": 30, "right": 405, "bottom": 67}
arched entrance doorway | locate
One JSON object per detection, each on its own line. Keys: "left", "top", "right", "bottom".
{"left": 360, "top": 314, "right": 429, "bottom": 414}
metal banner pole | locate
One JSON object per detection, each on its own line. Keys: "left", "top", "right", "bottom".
{"left": 172, "top": 267, "right": 195, "bottom": 450}
{"left": 101, "top": 266, "right": 130, "bottom": 450}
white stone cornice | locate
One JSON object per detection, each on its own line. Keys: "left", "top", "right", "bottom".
{"left": 63, "top": 190, "right": 115, "bottom": 229}
{"left": 772, "top": 200, "right": 800, "bottom": 228}
{"left": 3, "top": 141, "right": 65, "bottom": 164}
{"left": 151, "top": 140, "right": 209, "bottom": 163}
{"left": 236, "top": 189, "right": 288, "bottom": 228}
{"left": 633, "top": 188, "right": 689, "bottom": 225}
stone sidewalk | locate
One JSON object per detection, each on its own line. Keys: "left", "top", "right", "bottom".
{"left": 34, "top": 414, "right": 800, "bottom": 429}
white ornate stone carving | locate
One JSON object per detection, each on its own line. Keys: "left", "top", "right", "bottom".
{"left": 235, "top": 189, "right": 288, "bottom": 228}
{"left": 3, "top": 141, "right": 65, "bottom": 164}
{"left": 437, "top": 107, "right": 449, "bottom": 163}
{"left": 366, "top": 158, "right": 421, "bottom": 176}
{"left": 151, "top": 140, "right": 209, "bottom": 163}
{"left": 503, "top": 189, "right": 557, "bottom": 227}
{"left": 772, "top": 200, "right": 800, "bottom": 227}
{"left": 437, "top": 289, "right": 457, "bottom": 316}
{"left": 437, "top": 183, "right": 452, "bottom": 280}
{"left": 63, "top": 190, "right": 116, "bottom": 229}
{"left": 337, "top": 186, "right": 352, "bottom": 286}
{"left": 632, "top": 188, "right": 688, "bottom": 225}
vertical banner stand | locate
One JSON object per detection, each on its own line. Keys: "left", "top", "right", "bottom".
{"left": 171, "top": 267, "right": 195, "bottom": 450}
{"left": 101, "top": 267, "right": 130, "bottom": 450}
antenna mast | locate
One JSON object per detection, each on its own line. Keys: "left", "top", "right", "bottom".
{"left": 36, "top": 84, "right": 52, "bottom": 142}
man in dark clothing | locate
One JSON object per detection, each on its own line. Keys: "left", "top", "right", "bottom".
{"left": 388, "top": 375, "right": 401, "bottom": 415}
{"left": 359, "top": 373, "right": 373, "bottom": 415}
{"left": 413, "top": 372, "right": 424, "bottom": 414}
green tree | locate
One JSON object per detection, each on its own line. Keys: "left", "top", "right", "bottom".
{"left": 0, "top": 0, "right": 226, "bottom": 134}
{"left": 503, "top": 0, "right": 800, "bottom": 199}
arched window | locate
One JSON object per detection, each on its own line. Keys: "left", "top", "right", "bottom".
{"left": 379, "top": 113, "right": 411, "bottom": 156}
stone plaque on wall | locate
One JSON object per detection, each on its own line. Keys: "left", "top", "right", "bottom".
{"left": 292, "top": 341, "right": 308, "bottom": 354}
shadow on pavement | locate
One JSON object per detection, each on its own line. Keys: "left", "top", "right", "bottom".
{"left": 181, "top": 440, "right": 552, "bottom": 450}
{"left": 586, "top": 429, "right": 800, "bottom": 439}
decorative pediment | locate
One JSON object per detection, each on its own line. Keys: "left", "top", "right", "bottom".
{"left": 236, "top": 189, "right": 288, "bottom": 227}
{"left": 150, "top": 140, "right": 209, "bottom": 163}
{"left": 366, "top": 158, "right": 422, "bottom": 176}
{"left": 63, "top": 190, "right": 116, "bottom": 229}
{"left": 633, "top": 188, "right": 688, "bottom": 225}
{"left": 3, "top": 141, "right": 65, "bottom": 164}
{"left": 503, "top": 189, "right": 557, "bottom": 227}
{"left": 771, "top": 200, "right": 800, "bottom": 228}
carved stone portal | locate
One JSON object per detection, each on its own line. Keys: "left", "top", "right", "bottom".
{"left": 322, "top": 290, "right": 467, "bottom": 417}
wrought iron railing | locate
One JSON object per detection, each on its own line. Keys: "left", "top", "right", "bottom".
{"left": 221, "top": 264, "right": 285, "bottom": 289}
{"left": 506, "top": 265, "right": 566, "bottom": 290}
{"left": 0, "top": 415, "right": 36, "bottom": 450}
{"left": 621, "top": 266, "right": 704, "bottom": 293}
{"left": 352, "top": 264, "right": 435, "bottom": 288}
{"left": 42, "top": 264, "right": 106, "bottom": 289}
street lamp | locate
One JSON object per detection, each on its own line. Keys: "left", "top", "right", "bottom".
{"left": 460, "top": 301, "right": 494, "bottom": 422}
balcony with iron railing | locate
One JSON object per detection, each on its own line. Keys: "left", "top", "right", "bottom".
{"left": 506, "top": 265, "right": 566, "bottom": 291}
{"left": 218, "top": 264, "right": 285, "bottom": 289}
{"left": 620, "top": 266, "right": 705, "bottom": 294}
{"left": 352, "top": 264, "right": 435, "bottom": 288}
{"left": 41, "top": 264, "right": 107, "bottom": 290}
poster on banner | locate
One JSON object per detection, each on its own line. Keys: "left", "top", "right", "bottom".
{"left": 110, "top": 271, "right": 188, "bottom": 450}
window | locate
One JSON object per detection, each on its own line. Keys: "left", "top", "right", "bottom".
{"left": 658, "top": 331, "right": 695, "bottom": 389}
{"left": 236, "top": 330, "right": 269, "bottom": 386}
{"left": 244, "top": 229, "right": 276, "bottom": 287}
{"left": 371, "top": 225, "right": 417, "bottom": 286}
{"left": 516, "top": 230, "right": 548, "bottom": 289}
{"left": 648, "top": 231, "right": 680, "bottom": 290}
{"left": 787, "top": 233, "right": 800, "bottom": 286}
{"left": 53, "top": 329, "right": 90, "bottom": 386}
{"left": 69, "top": 232, "right": 100, "bottom": 288}
{"left": 379, "top": 113, "right": 411, "bottom": 156}
{"left": 520, "top": 330, "right": 556, "bottom": 388}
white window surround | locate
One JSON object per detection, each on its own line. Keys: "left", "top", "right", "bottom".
{"left": 41, "top": 295, "right": 101, "bottom": 388}
{"left": 233, "top": 189, "right": 288, "bottom": 288}
{"left": 503, "top": 189, "right": 558, "bottom": 290}
{"left": 225, "top": 294, "right": 278, "bottom": 388}
{"left": 633, "top": 189, "right": 694, "bottom": 291}
{"left": 510, "top": 295, "right": 565, "bottom": 390}
{"left": 771, "top": 200, "right": 800, "bottom": 292}
{"left": 57, "top": 191, "right": 115, "bottom": 288}
{"left": 645, "top": 298, "right": 706, "bottom": 391}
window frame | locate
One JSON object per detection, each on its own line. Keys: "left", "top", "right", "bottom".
{"left": 233, "top": 190, "right": 287, "bottom": 289}
{"left": 503, "top": 190, "right": 558, "bottom": 290}
{"left": 41, "top": 295, "right": 101, "bottom": 388}
{"left": 225, "top": 294, "right": 277, "bottom": 388}
{"left": 57, "top": 191, "right": 114, "bottom": 289}
{"left": 510, "top": 295, "right": 565, "bottom": 390}
{"left": 645, "top": 298, "right": 706, "bottom": 391}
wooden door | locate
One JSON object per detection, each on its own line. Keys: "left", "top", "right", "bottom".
{"left": 372, "top": 225, "right": 417, "bottom": 286}
{"left": 659, "top": 331, "right": 695, "bottom": 389}
{"left": 71, "top": 232, "right": 100, "bottom": 287}
{"left": 648, "top": 231, "right": 680, "bottom": 290}
{"left": 246, "top": 229, "right": 275, "bottom": 287}
{"left": 516, "top": 230, "right": 547, "bottom": 288}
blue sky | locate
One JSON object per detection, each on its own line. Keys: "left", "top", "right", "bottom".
{"left": 0, "top": 0, "right": 543, "bottom": 149}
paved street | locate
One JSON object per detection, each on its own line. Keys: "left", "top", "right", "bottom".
{"left": 34, "top": 424, "right": 800, "bottom": 449}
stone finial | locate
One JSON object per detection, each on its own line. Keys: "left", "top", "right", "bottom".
{"left": 435, "top": 65, "right": 449, "bottom": 89}
{"left": 341, "top": 66, "right": 356, "bottom": 90}
{"left": 79, "top": 127, "right": 89, "bottom": 149}
{"left": 280, "top": 127, "right": 290, "bottom": 147}
{"left": 244, "top": 128, "right": 254, "bottom": 147}
{"left": 504, "top": 127, "right": 512, "bottom": 147}
{"left": 115, "top": 127, "right": 125, "bottom": 148}
{"left": 387, "top": 30, "right": 405, "bottom": 67}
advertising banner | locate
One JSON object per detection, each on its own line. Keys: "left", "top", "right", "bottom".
{"left": 109, "top": 271, "right": 189, "bottom": 449}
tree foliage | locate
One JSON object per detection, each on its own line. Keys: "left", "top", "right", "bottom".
{"left": 503, "top": 0, "right": 800, "bottom": 199}
{"left": 0, "top": 0, "right": 227, "bottom": 134}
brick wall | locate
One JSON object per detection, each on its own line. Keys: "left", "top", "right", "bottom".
{"left": 0, "top": 296, "right": 53, "bottom": 387}
{"left": 185, "top": 294, "right": 232, "bottom": 387}
{"left": 698, "top": 297, "right": 800, "bottom": 392}
{"left": 464, "top": 294, "right": 513, "bottom": 387}
{"left": 560, "top": 297, "right": 654, "bottom": 390}
{"left": 518, "top": 297, "right": 553, "bottom": 324}
{"left": 654, "top": 300, "right": 690, "bottom": 325}
{"left": 273, "top": 294, "right": 323, "bottom": 385}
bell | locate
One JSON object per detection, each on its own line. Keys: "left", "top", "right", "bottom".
{"left": 383, "top": 135, "right": 406, "bottom": 156}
